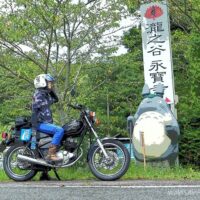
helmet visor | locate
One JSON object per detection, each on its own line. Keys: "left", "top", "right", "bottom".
{"left": 45, "top": 74, "right": 55, "bottom": 82}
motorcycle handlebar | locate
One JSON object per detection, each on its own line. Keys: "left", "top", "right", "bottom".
{"left": 68, "top": 104, "right": 84, "bottom": 110}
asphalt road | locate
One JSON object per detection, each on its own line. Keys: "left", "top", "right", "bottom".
{"left": 0, "top": 180, "right": 199, "bottom": 200}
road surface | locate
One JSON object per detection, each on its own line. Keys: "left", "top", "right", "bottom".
{"left": 0, "top": 180, "right": 199, "bottom": 200}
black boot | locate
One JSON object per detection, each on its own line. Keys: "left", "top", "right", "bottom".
{"left": 39, "top": 171, "right": 51, "bottom": 181}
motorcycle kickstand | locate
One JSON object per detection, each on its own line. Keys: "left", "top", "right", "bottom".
{"left": 53, "top": 168, "right": 61, "bottom": 181}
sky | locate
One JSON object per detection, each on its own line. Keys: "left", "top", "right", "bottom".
{"left": 112, "top": 15, "right": 140, "bottom": 56}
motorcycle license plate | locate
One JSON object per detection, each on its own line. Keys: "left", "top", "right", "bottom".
{"left": 20, "top": 129, "right": 32, "bottom": 142}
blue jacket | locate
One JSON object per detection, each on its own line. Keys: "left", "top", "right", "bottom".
{"left": 31, "top": 89, "right": 59, "bottom": 129}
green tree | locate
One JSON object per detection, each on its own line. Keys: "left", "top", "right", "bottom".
{"left": 0, "top": 0, "right": 130, "bottom": 124}
{"left": 75, "top": 52, "right": 144, "bottom": 137}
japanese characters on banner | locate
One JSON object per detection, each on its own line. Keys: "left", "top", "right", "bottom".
{"left": 140, "top": 1, "right": 175, "bottom": 106}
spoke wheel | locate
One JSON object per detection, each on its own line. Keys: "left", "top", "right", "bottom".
{"left": 88, "top": 139, "right": 130, "bottom": 181}
{"left": 3, "top": 145, "right": 37, "bottom": 181}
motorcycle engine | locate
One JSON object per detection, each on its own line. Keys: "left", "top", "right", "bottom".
{"left": 63, "top": 137, "right": 78, "bottom": 152}
{"left": 56, "top": 150, "right": 74, "bottom": 164}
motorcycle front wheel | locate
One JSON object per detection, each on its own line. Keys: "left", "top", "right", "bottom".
{"left": 88, "top": 139, "right": 130, "bottom": 181}
{"left": 3, "top": 144, "right": 37, "bottom": 181}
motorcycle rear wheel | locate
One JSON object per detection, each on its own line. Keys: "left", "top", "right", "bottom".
{"left": 88, "top": 139, "right": 130, "bottom": 181}
{"left": 3, "top": 144, "right": 37, "bottom": 181}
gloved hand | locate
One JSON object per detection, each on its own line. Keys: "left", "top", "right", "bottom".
{"left": 49, "top": 90, "right": 59, "bottom": 103}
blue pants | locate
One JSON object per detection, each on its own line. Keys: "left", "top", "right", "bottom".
{"left": 37, "top": 123, "right": 64, "bottom": 145}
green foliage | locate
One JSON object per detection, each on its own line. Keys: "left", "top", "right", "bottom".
{"left": 179, "top": 129, "right": 200, "bottom": 167}
{"left": 170, "top": 5, "right": 200, "bottom": 167}
{"left": 171, "top": 29, "right": 200, "bottom": 168}
{"left": 74, "top": 53, "right": 143, "bottom": 137}
{"left": 0, "top": 74, "right": 32, "bottom": 125}
{"left": 0, "top": 0, "right": 199, "bottom": 167}
{"left": 123, "top": 27, "right": 142, "bottom": 53}
{"left": 172, "top": 30, "right": 200, "bottom": 123}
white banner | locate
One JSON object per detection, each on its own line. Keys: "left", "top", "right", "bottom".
{"left": 140, "top": 1, "right": 175, "bottom": 105}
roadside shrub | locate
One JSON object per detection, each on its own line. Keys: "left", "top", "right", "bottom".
{"left": 179, "top": 128, "right": 200, "bottom": 168}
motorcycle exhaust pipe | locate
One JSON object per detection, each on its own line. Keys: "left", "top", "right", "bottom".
{"left": 17, "top": 154, "right": 53, "bottom": 167}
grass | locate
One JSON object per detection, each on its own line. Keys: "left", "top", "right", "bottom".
{"left": 123, "top": 162, "right": 200, "bottom": 180}
{"left": 0, "top": 162, "right": 199, "bottom": 181}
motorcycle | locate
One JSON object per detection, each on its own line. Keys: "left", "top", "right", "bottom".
{"left": 3, "top": 104, "right": 130, "bottom": 181}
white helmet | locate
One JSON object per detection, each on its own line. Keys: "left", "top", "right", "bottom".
{"left": 34, "top": 74, "right": 55, "bottom": 89}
